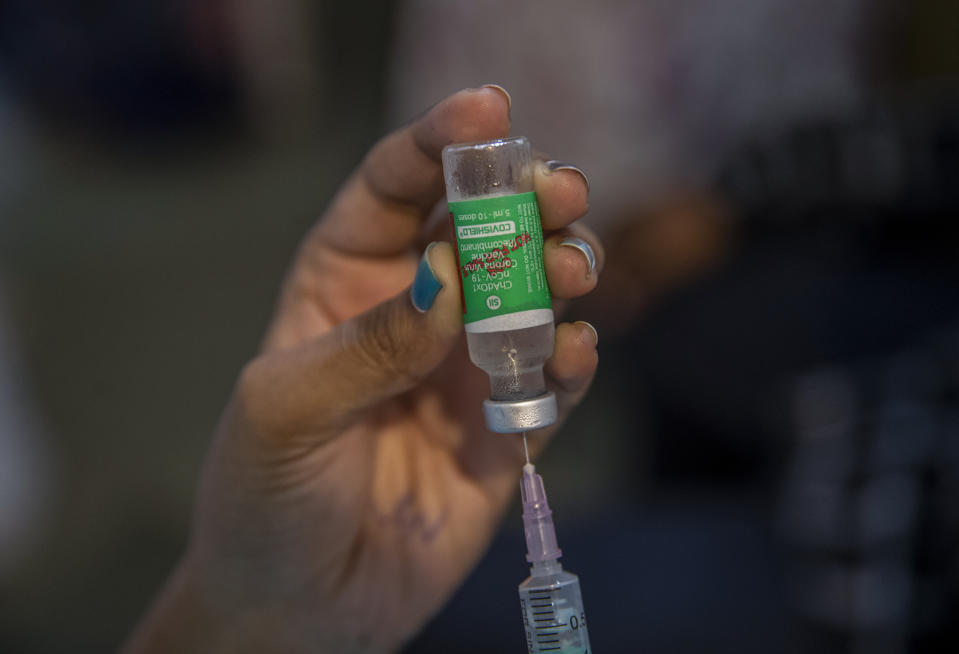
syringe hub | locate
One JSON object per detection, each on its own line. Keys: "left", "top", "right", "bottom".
{"left": 520, "top": 463, "right": 562, "bottom": 562}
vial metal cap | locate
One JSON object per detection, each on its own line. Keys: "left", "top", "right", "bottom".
{"left": 483, "top": 392, "right": 558, "bottom": 433}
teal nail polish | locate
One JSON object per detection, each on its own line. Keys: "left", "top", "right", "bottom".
{"left": 411, "top": 244, "right": 442, "bottom": 312}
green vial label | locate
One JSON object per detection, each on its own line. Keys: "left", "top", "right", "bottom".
{"left": 449, "top": 191, "right": 552, "bottom": 325}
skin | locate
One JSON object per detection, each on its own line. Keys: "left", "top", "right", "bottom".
{"left": 124, "top": 86, "right": 604, "bottom": 654}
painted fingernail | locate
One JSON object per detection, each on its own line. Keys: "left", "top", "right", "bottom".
{"left": 481, "top": 84, "right": 512, "bottom": 115}
{"left": 559, "top": 237, "right": 597, "bottom": 279}
{"left": 545, "top": 160, "right": 590, "bottom": 192}
{"left": 574, "top": 321, "right": 599, "bottom": 346}
{"left": 411, "top": 243, "right": 443, "bottom": 313}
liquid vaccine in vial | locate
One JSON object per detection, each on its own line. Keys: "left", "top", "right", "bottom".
{"left": 442, "top": 137, "right": 558, "bottom": 433}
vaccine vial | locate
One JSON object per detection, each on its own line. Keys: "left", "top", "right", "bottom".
{"left": 442, "top": 137, "right": 557, "bottom": 433}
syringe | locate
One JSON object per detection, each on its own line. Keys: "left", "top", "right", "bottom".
{"left": 518, "top": 436, "right": 592, "bottom": 653}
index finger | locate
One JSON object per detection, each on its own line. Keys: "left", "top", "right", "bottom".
{"left": 315, "top": 86, "right": 512, "bottom": 256}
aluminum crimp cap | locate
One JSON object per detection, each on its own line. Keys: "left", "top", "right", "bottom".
{"left": 483, "top": 392, "right": 558, "bottom": 433}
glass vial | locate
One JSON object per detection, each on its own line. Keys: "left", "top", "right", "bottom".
{"left": 442, "top": 137, "right": 557, "bottom": 433}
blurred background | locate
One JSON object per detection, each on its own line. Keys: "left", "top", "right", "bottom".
{"left": 1, "top": 0, "right": 958, "bottom": 652}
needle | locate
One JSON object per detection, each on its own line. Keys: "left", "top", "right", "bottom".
{"left": 522, "top": 431, "right": 530, "bottom": 465}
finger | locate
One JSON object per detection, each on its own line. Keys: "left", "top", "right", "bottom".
{"left": 418, "top": 156, "right": 591, "bottom": 254}
{"left": 236, "top": 242, "right": 463, "bottom": 444}
{"left": 316, "top": 86, "right": 512, "bottom": 256}
{"left": 488, "top": 321, "right": 599, "bottom": 464}
{"left": 534, "top": 160, "right": 590, "bottom": 231}
{"left": 416, "top": 200, "right": 454, "bottom": 253}
{"left": 543, "top": 225, "right": 605, "bottom": 299}
{"left": 518, "top": 321, "right": 598, "bottom": 461}
{"left": 547, "top": 320, "right": 599, "bottom": 412}
{"left": 457, "top": 319, "right": 598, "bottom": 496}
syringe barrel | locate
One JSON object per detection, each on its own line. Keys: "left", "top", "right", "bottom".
{"left": 519, "top": 561, "right": 592, "bottom": 654}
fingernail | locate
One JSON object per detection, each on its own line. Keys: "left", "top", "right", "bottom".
{"left": 481, "top": 84, "right": 512, "bottom": 116}
{"left": 559, "top": 237, "right": 597, "bottom": 279}
{"left": 545, "top": 160, "right": 590, "bottom": 192}
{"left": 411, "top": 243, "right": 443, "bottom": 313}
{"left": 574, "top": 321, "right": 599, "bottom": 346}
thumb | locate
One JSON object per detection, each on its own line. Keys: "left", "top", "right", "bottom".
{"left": 235, "top": 242, "right": 463, "bottom": 444}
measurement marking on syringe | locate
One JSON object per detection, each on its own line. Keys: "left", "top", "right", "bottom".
{"left": 516, "top": 461, "right": 592, "bottom": 651}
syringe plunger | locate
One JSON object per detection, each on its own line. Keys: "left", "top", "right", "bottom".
{"left": 520, "top": 463, "right": 562, "bottom": 562}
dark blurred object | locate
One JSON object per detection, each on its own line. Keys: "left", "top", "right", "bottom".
{"left": 633, "top": 92, "right": 959, "bottom": 652}
{"left": 780, "top": 332, "right": 959, "bottom": 653}
{"left": 0, "top": 0, "right": 398, "bottom": 146}
{"left": 411, "top": 8, "right": 959, "bottom": 645}
{"left": 0, "top": 0, "right": 239, "bottom": 137}
{"left": 0, "top": 3, "right": 400, "bottom": 653}
{"left": 578, "top": 193, "right": 733, "bottom": 341}
{"left": 861, "top": 0, "right": 959, "bottom": 87}
{"left": 719, "top": 91, "right": 959, "bottom": 229}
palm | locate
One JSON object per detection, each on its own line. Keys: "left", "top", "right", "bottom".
{"left": 257, "top": 242, "right": 521, "bottom": 643}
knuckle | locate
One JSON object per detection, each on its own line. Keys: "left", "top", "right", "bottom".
{"left": 351, "top": 300, "right": 421, "bottom": 386}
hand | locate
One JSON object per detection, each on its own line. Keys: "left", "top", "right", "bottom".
{"left": 125, "top": 86, "right": 603, "bottom": 654}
